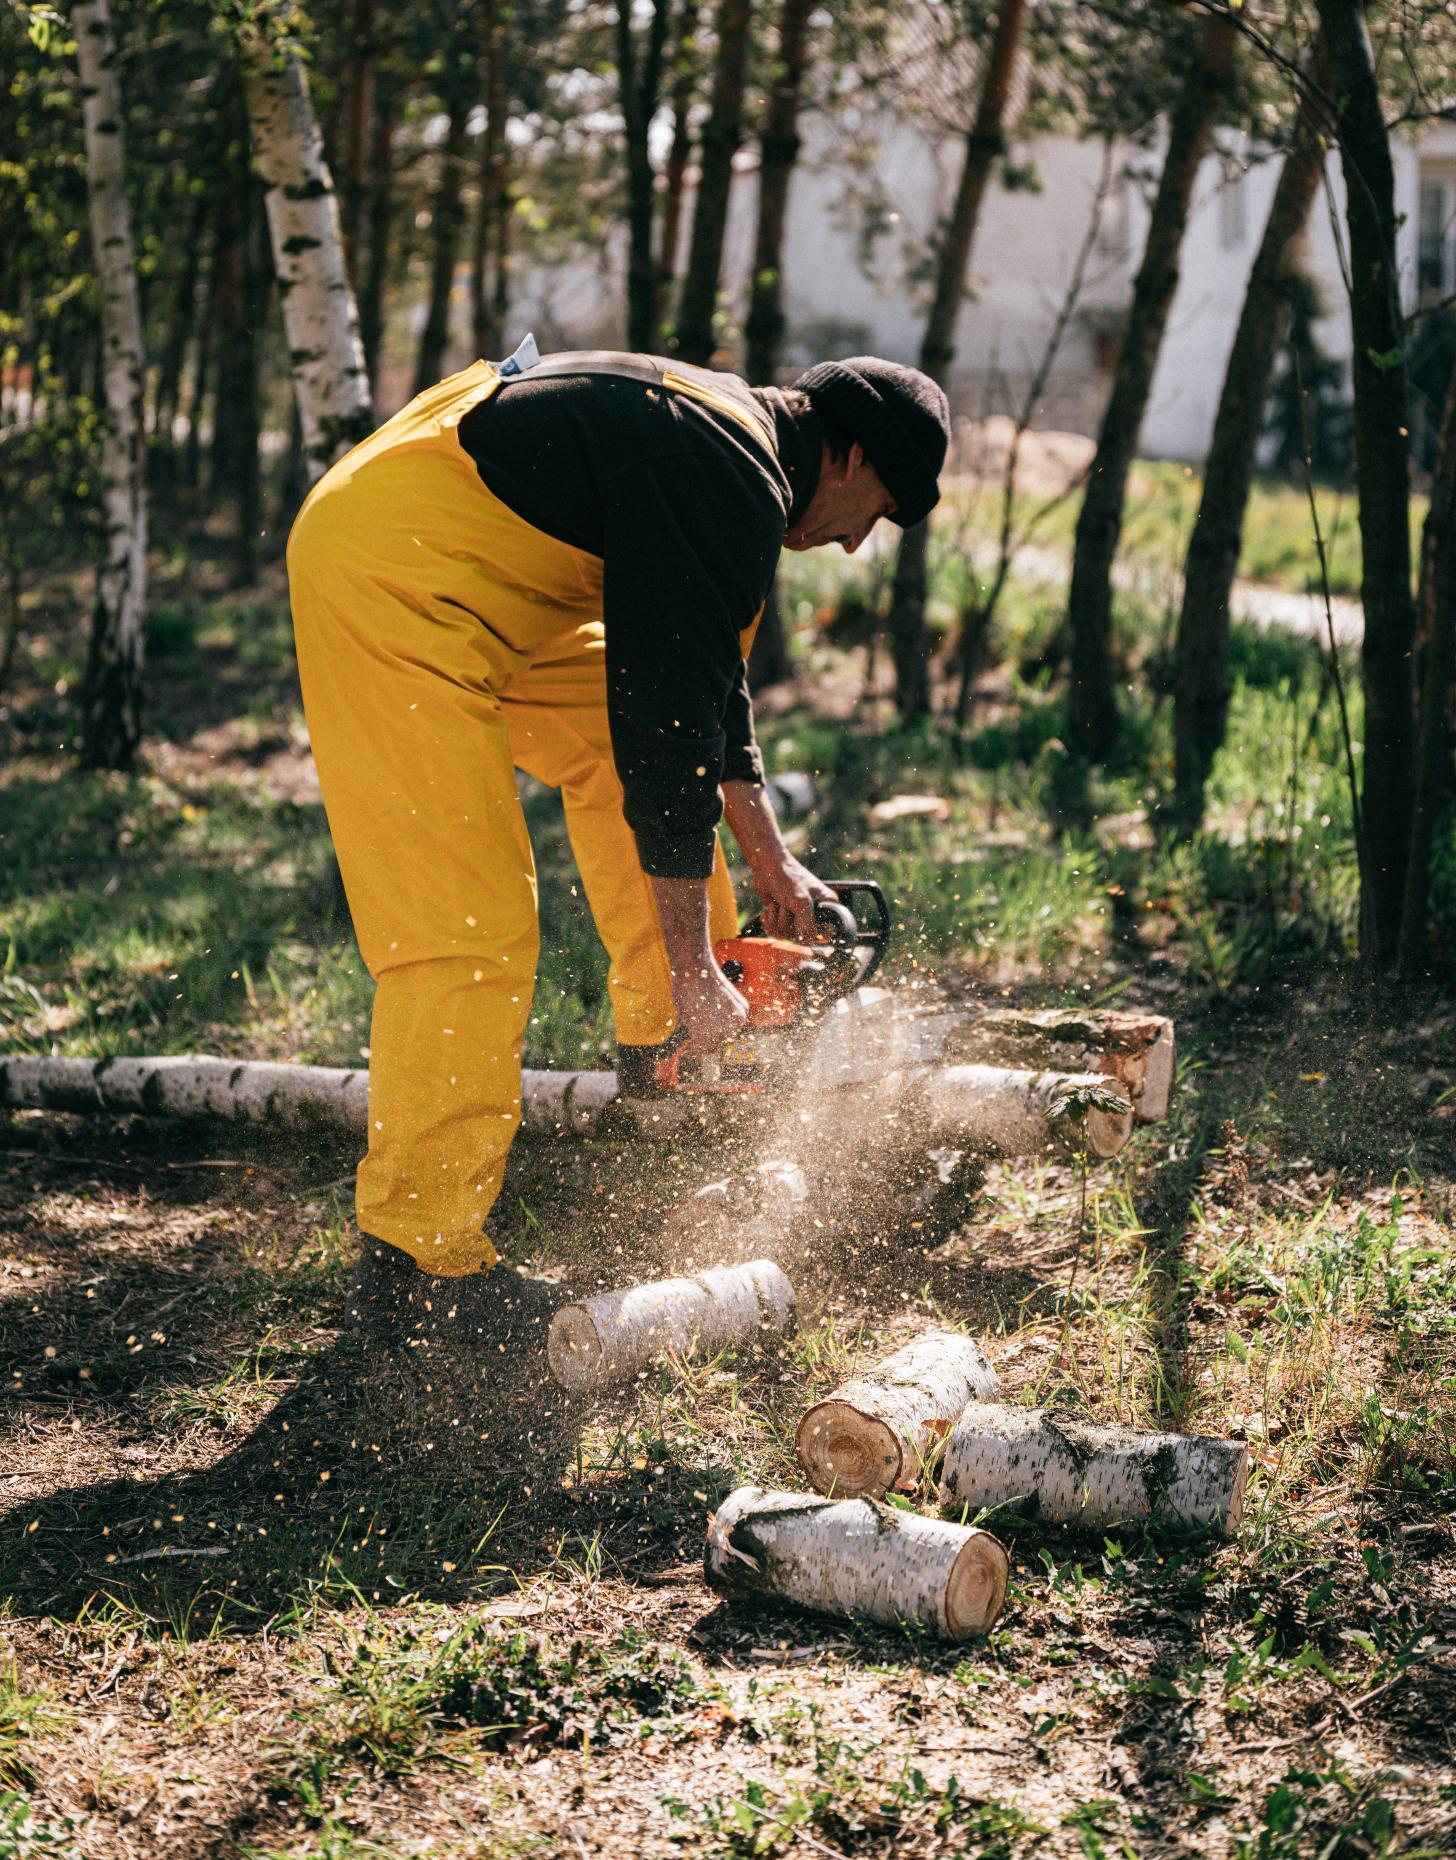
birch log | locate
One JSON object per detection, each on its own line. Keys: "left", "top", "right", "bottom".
{"left": 939, "top": 1403, "right": 1249, "bottom": 1536}
{"left": 915, "top": 1066, "right": 1132, "bottom": 1159}
{"left": 940, "top": 1009, "right": 1175, "bottom": 1124}
{"left": 239, "top": 6, "right": 373, "bottom": 480}
{"left": 796, "top": 1332, "right": 1000, "bottom": 1499}
{"left": 663, "top": 1158, "right": 811, "bottom": 1267}
{"left": 74, "top": 0, "right": 147, "bottom": 772}
{"left": 547, "top": 1260, "right": 796, "bottom": 1391}
{"left": 706, "top": 1486, "right": 1009, "bottom": 1639}
{"left": 0, "top": 1054, "right": 615, "bottom": 1138}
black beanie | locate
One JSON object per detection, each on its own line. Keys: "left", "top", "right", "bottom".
{"left": 793, "top": 356, "right": 951, "bottom": 528}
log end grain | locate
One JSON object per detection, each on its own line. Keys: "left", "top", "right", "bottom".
{"left": 1085, "top": 1100, "right": 1135, "bottom": 1158}
{"left": 546, "top": 1305, "right": 604, "bottom": 1390}
{"left": 795, "top": 1399, "right": 905, "bottom": 1500}
{"left": 944, "top": 1528, "right": 1010, "bottom": 1637}
{"left": 1136, "top": 1023, "right": 1176, "bottom": 1124}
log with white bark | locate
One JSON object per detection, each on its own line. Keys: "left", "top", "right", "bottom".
{"left": 239, "top": 5, "right": 373, "bottom": 480}
{"left": 939, "top": 1009, "right": 1175, "bottom": 1124}
{"left": 796, "top": 1332, "right": 1000, "bottom": 1500}
{"left": 938, "top": 1403, "right": 1249, "bottom": 1536}
{"left": 661, "top": 1157, "right": 811, "bottom": 1268}
{"left": 74, "top": 0, "right": 148, "bottom": 770}
{"left": 706, "top": 1486, "right": 1008, "bottom": 1639}
{"left": 546, "top": 1260, "right": 796, "bottom": 1391}
{"left": 0, "top": 1054, "right": 615, "bottom": 1137}
{"left": 913, "top": 1065, "right": 1133, "bottom": 1159}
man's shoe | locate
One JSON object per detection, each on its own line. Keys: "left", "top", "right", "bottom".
{"left": 346, "top": 1236, "right": 564, "bottom": 1358}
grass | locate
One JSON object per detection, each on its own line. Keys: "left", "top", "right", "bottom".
{"left": 0, "top": 496, "right": 1453, "bottom": 1856}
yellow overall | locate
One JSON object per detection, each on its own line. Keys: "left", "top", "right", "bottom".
{"left": 287, "top": 360, "right": 756, "bottom": 1275}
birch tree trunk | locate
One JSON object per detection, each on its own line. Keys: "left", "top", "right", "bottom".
{"left": 1066, "top": 13, "right": 1238, "bottom": 761}
{"left": 939, "top": 1008, "right": 1174, "bottom": 1124}
{"left": 74, "top": 0, "right": 148, "bottom": 772}
{"left": 1314, "top": 0, "right": 1417, "bottom": 966}
{"left": 939, "top": 1404, "right": 1249, "bottom": 1535}
{"left": 796, "top": 1332, "right": 1000, "bottom": 1499}
{"left": 914, "top": 1065, "right": 1132, "bottom": 1158}
{"left": 706, "top": 1487, "right": 1009, "bottom": 1639}
{"left": 886, "top": 0, "right": 1027, "bottom": 723}
{"left": 742, "top": 0, "right": 815, "bottom": 387}
{"left": 547, "top": 1260, "right": 796, "bottom": 1390}
{"left": 1172, "top": 42, "right": 1328, "bottom": 832}
{"left": 239, "top": 7, "right": 373, "bottom": 483}
{"left": 672, "top": 0, "right": 753, "bottom": 365}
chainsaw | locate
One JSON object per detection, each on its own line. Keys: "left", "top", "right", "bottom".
{"left": 628, "top": 880, "right": 890, "bottom": 1099}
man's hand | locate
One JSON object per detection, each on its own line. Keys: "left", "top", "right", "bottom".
{"left": 721, "top": 778, "right": 836, "bottom": 941}
{"left": 649, "top": 873, "right": 749, "bottom": 1059}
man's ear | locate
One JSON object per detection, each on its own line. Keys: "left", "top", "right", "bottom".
{"left": 846, "top": 441, "right": 866, "bottom": 479}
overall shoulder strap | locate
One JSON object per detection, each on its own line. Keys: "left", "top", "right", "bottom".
{"left": 494, "top": 342, "right": 776, "bottom": 457}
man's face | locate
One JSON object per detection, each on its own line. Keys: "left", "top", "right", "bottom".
{"left": 784, "top": 442, "right": 899, "bottom": 555}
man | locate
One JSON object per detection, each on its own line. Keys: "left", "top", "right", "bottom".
{"left": 286, "top": 345, "right": 949, "bottom": 1383}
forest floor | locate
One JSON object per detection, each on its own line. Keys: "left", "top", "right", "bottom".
{"left": 2, "top": 525, "right": 1456, "bottom": 1858}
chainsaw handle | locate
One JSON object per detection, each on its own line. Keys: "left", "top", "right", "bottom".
{"left": 828, "top": 880, "right": 890, "bottom": 985}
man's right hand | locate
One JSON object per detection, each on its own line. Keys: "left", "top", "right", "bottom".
{"left": 673, "top": 962, "right": 749, "bottom": 1059}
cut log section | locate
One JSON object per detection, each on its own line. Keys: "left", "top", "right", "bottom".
{"left": 706, "top": 1485, "right": 1009, "bottom": 1640}
{"left": 546, "top": 1259, "right": 796, "bottom": 1391}
{"left": 796, "top": 1332, "right": 1000, "bottom": 1499}
{"left": 938, "top": 1403, "right": 1249, "bottom": 1536}
{"left": 663, "top": 1157, "right": 811, "bottom": 1268}
{"left": 913, "top": 1065, "right": 1133, "bottom": 1159}
{"left": 940, "top": 1009, "right": 1175, "bottom": 1124}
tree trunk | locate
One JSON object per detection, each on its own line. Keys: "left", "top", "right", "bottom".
{"left": 1397, "top": 360, "right": 1456, "bottom": 973}
{"left": 672, "top": 0, "right": 753, "bottom": 365}
{"left": 743, "top": 0, "right": 814, "bottom": 386}
{"left": 617, "top": 0, "right": 671, "bottom": 352}
{"left": 655, "top": 0, "right": 699, "bottom": 328}
{"left": 706, "top": 1486, "right": 1009, "bottom": 1639}
{"left": 209, "top": 151, "right": 265, "bottom": 586}
{"left": 240, "top": 8, "right": 373, "bottom": 483}
{"left": 358, "top": 62, "right": 397, "bottom": 395}
{"left": 152, "top": 192, "right": 208, "bottom": 460}
{"left": 546, "top": 1260, "right": 796, "bottom": 1390}
{"left": 795, "top": 1332, "right": 1000, "bottom": 1500}
{"left": 886, "top": 0, "right": 1028, "bottom": 722}
{"left": 1066, "top": 14, "right": 1238, "bottom": 762}
{"left": 939, "top": 1403, "right": 1249, "bottom": 1536}
{"left": 338, "top": 0, "right": 376, "bottom": 281}
{"left": 1315, "top": 0, "right": 1417, "bottom": 966}
{"left": 414, "top": 92, "right": 472, "bottom": 393}
{"left": 1172, "top": 44, "right": 1328, "bottom": 832}
{"left": 470, "top": 0, "right": 511, "bottom": 360}
{"left": 74, "top": 0, "right": 148, "bottom": 772}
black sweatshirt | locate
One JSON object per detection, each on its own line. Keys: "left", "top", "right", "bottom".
{"left": 456, "top": 362, "right": 821, "bottom": 879}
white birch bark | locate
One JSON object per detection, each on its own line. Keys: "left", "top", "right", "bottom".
{"left": 238, "top": 8, "right": 372, "bottom": 480}
{"left": 939, "top": 1403, "right": 1249, "bottom": 1536}
{"left": 547, "top": 1261, "right": 796, "bottom": 1391}
{"left": 706, "top": 1486, "right": 1009, "bottom": 1639}
{"left": 940, "top": 1009, "right": 1176, "bottom": 1124}
{"left": 74, "top": 0, "right": 147, "bottom": 768}
{"left": 915, "top": 1065, "right": 1133, "bottom": 1159}
{"left": 796, "top": 1332, "right": 1000, "bottom": 1500}
{"left": 663, "top": 1157, "right": 811, "bottom": 1269}
{"left": 0, "top": 1054, "right": 614, "bottom": 1137}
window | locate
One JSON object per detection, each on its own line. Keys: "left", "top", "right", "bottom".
{"left": 1418, "top": 173, "right": 1455, "bottom": 297}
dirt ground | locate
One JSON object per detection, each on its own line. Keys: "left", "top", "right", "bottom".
{"left": 3, "top": 1010, "right": 1454, "bottom": 1860}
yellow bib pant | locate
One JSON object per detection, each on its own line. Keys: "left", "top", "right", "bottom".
{"left": 287, "top": 362, "right": 740, "bottom": 1275}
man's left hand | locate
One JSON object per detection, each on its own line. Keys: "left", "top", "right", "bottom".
{"left": 752, "top": 851, "right": 837, "bottom": 942}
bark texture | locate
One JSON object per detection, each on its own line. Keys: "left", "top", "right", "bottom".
{"left": 1398, "top": 353, "right": 1456, "bottom": 972}
{"left": 240, "top": 9, "right": 373, "bottom": 482}
{"left": 75, "top": 0, "right": 148, "bottom": 772}
{"left": 548, "top": 1261, "right": 796, "bottom": 1390}
{"left": 886, "top": 0, "right": 1027, "bottom": 721}
{"left": 672, "top": 0, "right": 753, "bottom": 365}
{"left": 914, "top": 1065, "right": 1132, "bottom": 1158}
{"left": 1172, "top": 46, "right": 1327, "bottom": 830}
{"left": 1066, "top": 14, "right": 1238, "bottom": 760}
{"left": 617, "top": 0, "right": 671, "bottom": 352}
{"left": 939, "top": 1403, "right": 1249, "bottom": 1535}
{"left": 743, "top": 0, "right": 815, "bottom": 386}
{"left": 1314, "top": 0, "right": 1418, "bottom": 963}
{"left": 796, "top": 1332, "right": 1000, "bottom": 1500}
{"left": 706, "top": 1486, "right": 1009, "bottom": 1639}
